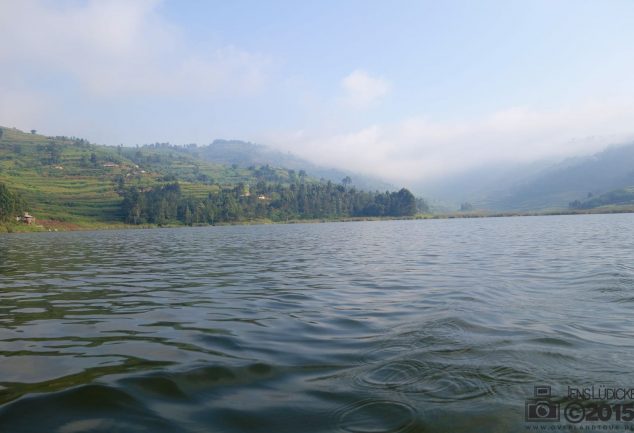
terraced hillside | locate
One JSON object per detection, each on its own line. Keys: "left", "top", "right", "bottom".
{"left": 0, "top": 127, "right": 307, "bottom": 226}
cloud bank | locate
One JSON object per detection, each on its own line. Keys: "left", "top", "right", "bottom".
{"left": 270, "top": 101, "right": 634, "bottom": 183}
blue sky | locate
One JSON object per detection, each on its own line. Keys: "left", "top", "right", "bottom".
{"left": 2, "top": 0, "right": 634, "bottom": 183}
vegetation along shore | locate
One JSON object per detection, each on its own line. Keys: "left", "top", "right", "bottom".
{"left": 2, "top": 125, "right": 634, "bottom": 234}
{"left": 0, "top": 126, "right": 424, "bottom": 233}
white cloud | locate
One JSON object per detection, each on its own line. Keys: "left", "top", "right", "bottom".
{"left": 340, "top": 70, "right": 390, "bottom": 109}
{"left": 0, "top": 0, "right": 269, "bottom": 98}
{"left": 269, "top": 100, "right": 634, "bottom": 184}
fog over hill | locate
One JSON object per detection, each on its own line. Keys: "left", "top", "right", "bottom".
{"left": 417, "top": 142, "right": 634, "bottom": 211}
{"left": 178, "top": 137, "right": 634, "bottom": 212}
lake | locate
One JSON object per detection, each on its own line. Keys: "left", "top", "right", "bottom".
{"left": 1, "top": 214, "right": 634, "bottom": 432}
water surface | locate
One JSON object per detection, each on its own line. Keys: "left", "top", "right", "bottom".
{"left": 1, "top": 215, "right": 634, "bottom": 432}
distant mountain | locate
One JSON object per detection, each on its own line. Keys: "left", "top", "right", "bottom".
{"left": 569, "top": 187, "right": 634, "bottom": 210}
{"left": 485, "top": 143, "right": 634, "bottom": 210}
{"left": 418, "top": 142, "right": 634, "bottom": 211}
{"left": 189, "top": 139, "right": 396, "bottom": 192}
{"left": 415, "top": 159, "right": 556, "bottom": 210}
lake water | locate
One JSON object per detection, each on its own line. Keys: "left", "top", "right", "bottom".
{"left": 1, "top": 215, "right": 634, "bottom": 432}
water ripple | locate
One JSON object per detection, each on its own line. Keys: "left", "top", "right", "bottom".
{"left": 2, "top": 215, "right": 634, "bottom": 432}
{"left": 335, "top": 400, "right": 418, "bottom": 433}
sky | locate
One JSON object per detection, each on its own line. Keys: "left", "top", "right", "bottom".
{"left": 2, "top": 0, "right": 634, "bottom": 185}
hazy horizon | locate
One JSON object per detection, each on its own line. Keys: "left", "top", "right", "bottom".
{"left": 3, "top": 0, "right": 634, "bottom": 185}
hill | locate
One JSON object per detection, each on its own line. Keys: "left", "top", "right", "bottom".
{"left": 415, "top": 158, "right": 556, "bottom": 211}
{"left": 419, "top": 142, "right": 634, "bottom": 211}
{"left": 189, "top": 139, "right": 396, "bottom": 192}
{"left": 0, "top": 127, "right": 423, "bottom": 230}
{"left": 0, "top": 127, "right": 313, "bottom": 226}
{"left": 486, "top": 143, "right": 634, "bottom": 210}
{"left": 569, "top": 186, "right": 634, "bottom": 210}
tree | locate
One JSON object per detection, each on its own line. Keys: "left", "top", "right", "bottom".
{"left": 121, "top": 183, "right": 182, "bottom": 225}
{"left": 342, "top": 176, "right": 352, "bottom": 188}
{"left": 184, "top": 206, "right": 193, "bottom": 226}
{"left": 118, "top": 180, "right": 423, "bottom": 226}
{"left": 0, "top": 183, "right": 25, "bottom": 222}
{"left": 90, "top": 153, "right": 98, "bottom": 166}
{"left": 30, "top": 129, "right": 37, "bottom": 135}
{"left": 393, "top": 188, "right": 417, "bottom": 216}
{"left": 114, "top": 175, "right": 125, "bottom": 191}
{"left": 46, "top": 143, "right": 62, "bottom": 164}
{"left": 197, "top": 173, "right": 211, "bottom": 184}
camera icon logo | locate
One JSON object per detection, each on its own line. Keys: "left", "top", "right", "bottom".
{"left": 525, "top": 386, "right": 560, "bottom": 422}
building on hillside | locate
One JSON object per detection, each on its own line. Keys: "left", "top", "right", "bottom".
{"left": 21, "top": 212, "right": 34, "bottom": 224}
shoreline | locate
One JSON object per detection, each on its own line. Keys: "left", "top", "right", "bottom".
{"left": 2, "top": 206, "right": 634, "bottom": 234}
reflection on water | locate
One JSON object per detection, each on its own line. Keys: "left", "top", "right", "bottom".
{"left": 1, "top": 215, "right": 634, "bottom": 432}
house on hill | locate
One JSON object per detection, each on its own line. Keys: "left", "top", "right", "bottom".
{"left": 21, "top": 212, "right": 34, "bottom": 224}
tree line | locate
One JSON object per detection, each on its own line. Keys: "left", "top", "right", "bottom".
{"left": 569, "top": 189, "right": 634, "bottom": 210}
{"left": 0, "top": 183, "right": 25, "bottom": 222}
{"left": 120, "top": 181, "right": 424, "bottom": 225}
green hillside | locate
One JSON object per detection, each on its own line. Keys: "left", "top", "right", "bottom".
{"left": 569, "top": 187, "right": 634, "bottom": 210}
{"left": 0, "top": 127, "right": 423, "bottom": 231}
{"left": 0, "top": 127, "right": 306, "bottom": 227}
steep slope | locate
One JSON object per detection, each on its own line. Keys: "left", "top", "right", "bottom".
{"left": 485, "top": 143, "right": 634, "bottom": 210}
{"left": 0, "top": 127, "right": 306, "bottom": 223}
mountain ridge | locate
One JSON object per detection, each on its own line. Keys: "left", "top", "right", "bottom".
{"left": 418, "top": 142, "right": 634, "bottom": 211}
{"left": 187, "top": 138, "right": 396, "bottom": 192}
